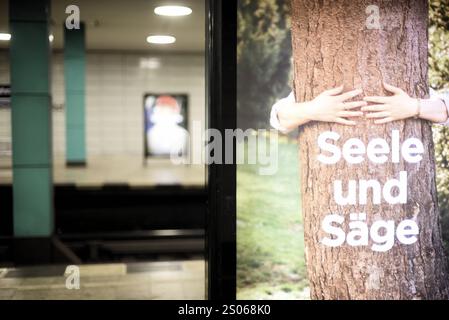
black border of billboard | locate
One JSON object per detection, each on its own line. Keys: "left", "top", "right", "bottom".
{"left": 206, "top": 0, "right": 237, "bottom": 300}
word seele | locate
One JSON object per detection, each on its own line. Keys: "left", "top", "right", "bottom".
{"left": 316, "top": 130, "right": 423, "bottom": 252}
{"left": 317, "top": 130, "right": 423, "bottom": 165}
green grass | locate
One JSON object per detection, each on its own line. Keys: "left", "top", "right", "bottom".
{"left": 237, "top": 138, "right": 308, "bottom": 300}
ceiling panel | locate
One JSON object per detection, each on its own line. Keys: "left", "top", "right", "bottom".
{"left": 0, "top": 0, "right": 205, "bottom": 52}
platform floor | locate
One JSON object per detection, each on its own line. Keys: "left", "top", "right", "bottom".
{"left": 0, "top": 260, "right": 205, "bottom": 300}
{"left": 0, "top": 155, "right": 206, "bottom": 187}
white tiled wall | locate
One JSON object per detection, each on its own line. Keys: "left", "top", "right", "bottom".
{"left": 0, "top": 50, "right": 205, "bottom": 158}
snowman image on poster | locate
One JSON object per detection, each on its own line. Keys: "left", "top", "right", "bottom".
{"left": 145, "top": 95, "right": 188, "bottom": 157}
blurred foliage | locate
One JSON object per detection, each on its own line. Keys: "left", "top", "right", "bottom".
{"left": 430, "top": 0, "right": 449, "bottom": 255}
{"left": 429, "top": 0, "right": 449, "bottom": 88}
{"left": 237, "top": 0, "right": 292, "bottom": 130}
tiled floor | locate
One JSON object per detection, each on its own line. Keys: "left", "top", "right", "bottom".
{"left": 0, "top": 155, "right": 206, "bottom": 187}
{"left": 0, "top": 260, "right": 205, "bottom": 300}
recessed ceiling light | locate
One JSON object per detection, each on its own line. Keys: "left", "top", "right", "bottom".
{"left": 154, "top": 5, "right": 192, "bottom": 17}
{"left": 0, "top": 33, "right": 11, "bottom": 41}
{"left": 147, "top": 35, "right": 176, "bottom": 45}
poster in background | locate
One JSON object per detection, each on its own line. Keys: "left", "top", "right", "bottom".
{"left": 144, "top": 94, "right": 189, "bottom": 158}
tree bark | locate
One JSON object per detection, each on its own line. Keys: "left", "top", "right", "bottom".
{"left": 291, "top": 0, "right": 449, "bottom": 299}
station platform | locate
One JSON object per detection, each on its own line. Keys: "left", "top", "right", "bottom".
{"left": 0, "top": 154, "right": 207, "bottom": 265}
{"left": 0, "top": 260, "right": 205, "bottom": 300}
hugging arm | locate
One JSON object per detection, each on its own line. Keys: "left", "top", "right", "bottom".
{"left": 270, "top": 85, "right": 366, "bottom": 133}
{"left": 271, "top": 83, "right": 449, "bottom": 133}
{"left": 363, "top": 83, "right": 449, "bottom": 124}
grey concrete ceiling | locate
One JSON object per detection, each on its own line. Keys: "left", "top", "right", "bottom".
{"left": 0, "top": 0, "right": 205, "bottom": 52}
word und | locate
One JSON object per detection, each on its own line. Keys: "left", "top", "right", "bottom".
{"left": 334, "top": 171, "right": 407, "bottom": 205}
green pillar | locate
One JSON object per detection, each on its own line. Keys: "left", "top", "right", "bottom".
{"left": 64, "top": 23, "right": 86, "bottom": 166}
{"left": 9, "top": 0, "right": 53, "bottom": 237}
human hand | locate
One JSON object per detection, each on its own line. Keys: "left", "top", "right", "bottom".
{"left": 306, "top": 85, "right": 366, "bottom": 125}
{"left": 362, "top": 82, "right": 418, "bottom": 124}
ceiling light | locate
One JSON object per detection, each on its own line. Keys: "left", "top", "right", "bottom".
{"left": 0, "top": 33, "right": 11, "bottom": 41}
{"left": 146, "top": 35, "right": 176, "bottom": 45}
{"left": 154, "top": 5, "right": 192, "bottom": 17}
{"left": 49, "top": 34, "right": 54, "bottom": 42}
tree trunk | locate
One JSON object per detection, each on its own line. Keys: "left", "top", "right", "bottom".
{"left": 291, "top": 0, "right": 449, "bottom": 299}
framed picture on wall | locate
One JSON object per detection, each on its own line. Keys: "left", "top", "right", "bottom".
{"left": 143, "top": 93, "right": 189, "bottom": 158}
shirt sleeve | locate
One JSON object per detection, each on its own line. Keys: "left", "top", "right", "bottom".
{"left": 270, "top": 91, "right": 296, "bottom": 134}
{"left": 430, "top": 88, "right": 449, "bottom": 126}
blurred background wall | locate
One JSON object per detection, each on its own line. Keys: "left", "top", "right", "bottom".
{"left": 0, "top": 52, "right": 205, "bottom": 158}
